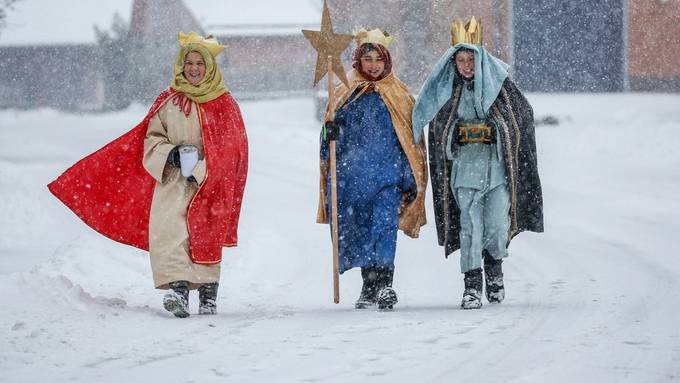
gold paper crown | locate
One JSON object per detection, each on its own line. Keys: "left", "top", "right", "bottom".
{"left": 450, "top": 17, "right": 483, "bottom": 46}
{"left": 355, "top": 28, "right": 395, "bottom": 48}
{"left": 178, "top": 31, "right": 227, "bottom": 57}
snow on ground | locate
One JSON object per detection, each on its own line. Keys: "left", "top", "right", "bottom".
{"left": 1, "top": 93, "right": 679, "bottom": 382}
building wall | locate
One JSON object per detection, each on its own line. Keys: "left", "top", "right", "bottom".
{"left": 628, "top": 0, "right": 680, "bottom": 91}
{"left": 0, "top": 45, "right": 102, "bottom": 110}
{"left": 219, "top": 34, "right": 316, "bottom": 98}
{"left": 513, "top": 0, "right": 626, "bottom": 92}
{"left": 129, "top": 0, "right": 202, "bottom": 40}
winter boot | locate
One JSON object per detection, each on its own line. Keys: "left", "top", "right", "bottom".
{"left": 163, "top": 280, "right": 190, "bottom": 318}
{"left": 375, "top": 266, "right": 398, "bottom": 311}
{"left": 461, "top": 268, "right": 483, "bottom": 310}
{"left": 198, "top": 282, "right": 218, "bottom": 315}
{"left": 483, "top": 251, "right": 505, "bottom": 303}
{"left": 355, "top": 267, "right": 379, "bottom": 309}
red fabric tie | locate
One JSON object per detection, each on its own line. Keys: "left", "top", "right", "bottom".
{"left": 170, "top": 92, "right": 192, "bottom": 117}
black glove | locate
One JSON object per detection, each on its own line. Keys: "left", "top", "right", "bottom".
{"left": 403, "top": 189, "right": 417, "bottom": 204}
{"left": 323, "top": 121, "right": 339, "bottom": 142}
{"left": 453, "top": 123, "right": 463, "bottom": 145}
{"left": 167, "top": 146, "right": 181, "bottom": 168}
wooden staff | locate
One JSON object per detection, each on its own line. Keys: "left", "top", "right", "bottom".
{"left": 301, "top": 0, "right": 352, "bottom": 304}
{"left": 327, "top": 55, "right": 340, "bottom": 304}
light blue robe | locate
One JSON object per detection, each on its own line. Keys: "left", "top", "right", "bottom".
{"left": 448, "top": 84, "right": 510, "bottom": 272}
{"left": 446, "top": 84, "right": 506, "bottom": 191}
{"left": 413, "top": 44, "right": 512, "bottom": 273}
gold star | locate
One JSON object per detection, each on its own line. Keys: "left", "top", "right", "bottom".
{"left": 302, "top": 0, "right": 353, "bottom": 87}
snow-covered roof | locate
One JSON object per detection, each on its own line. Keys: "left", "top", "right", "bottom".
{"left": 0, "top": 0, "right": 322, "bottom": 46}
{"left": 0, "top": 0, "right": 133, "bottom": 46}
{"left": 183, "top": 0, "right": 321, "bottom": 36}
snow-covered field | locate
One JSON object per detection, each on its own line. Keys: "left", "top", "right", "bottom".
{"left": 1, "top": 94, "right": 679, "bottom": 382}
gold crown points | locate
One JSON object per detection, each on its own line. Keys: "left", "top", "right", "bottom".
{"left": 178, "top": 31, "right": 227, "bottom": 57}
{"left": 450, "top": 17, "right": 483, "bottom": 46}
{"left": 355, "top": 28, "right": 395, "bottom": 48}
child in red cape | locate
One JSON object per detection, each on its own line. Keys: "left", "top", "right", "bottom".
{"left": 48, "top": 32, "right": 248, "bottom": 318}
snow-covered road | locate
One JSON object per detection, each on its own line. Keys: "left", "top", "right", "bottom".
{"left": 1, "top": 94, "right": 679, "bottom": 382}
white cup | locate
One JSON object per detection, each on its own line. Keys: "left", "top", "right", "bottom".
{"left": 179, "top": 145, "right": 199, "bottom": 178}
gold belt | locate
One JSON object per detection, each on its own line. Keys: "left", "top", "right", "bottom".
{"left": 457, "top": 123, "right": 493, "bottom": 144}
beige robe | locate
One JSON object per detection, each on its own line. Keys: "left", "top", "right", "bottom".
{"left": 143, "top": 100, "right": 220, "bottom": 289}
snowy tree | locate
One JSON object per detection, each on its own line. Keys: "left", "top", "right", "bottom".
{"left": 95, "top": 12, "right": 134, "bottom": 111}
{"left": 0, "top": 0, "right": 20, "bottom": 37}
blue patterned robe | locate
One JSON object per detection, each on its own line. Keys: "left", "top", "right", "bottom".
{"left": 321, "top": 90, "right": 416, "bottom": 273}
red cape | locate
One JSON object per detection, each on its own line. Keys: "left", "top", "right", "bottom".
{"left": 48, "top": 89, "right": 248, "bottom": 264}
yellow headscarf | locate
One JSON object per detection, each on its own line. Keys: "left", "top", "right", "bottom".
{"left": 170, "top": 32, "right": 228, "bottom": 103}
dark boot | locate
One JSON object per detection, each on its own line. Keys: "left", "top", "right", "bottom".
{"left": 198, "top": 282, "right": 218, "bottom": 315}
{"left": 163, "top": 280, "right": 190, "bottom": 318}
{"left": 483, "top": 251, "right": 505, "bottom": 303}
{"left": 375, "top": 266, "right": 398, "bottom": 310}
{"left": 355, "top": 267, "right": 379, "bottom": 309}
{"left": 461, "top": 268, "right": 483, "bottom": 309}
